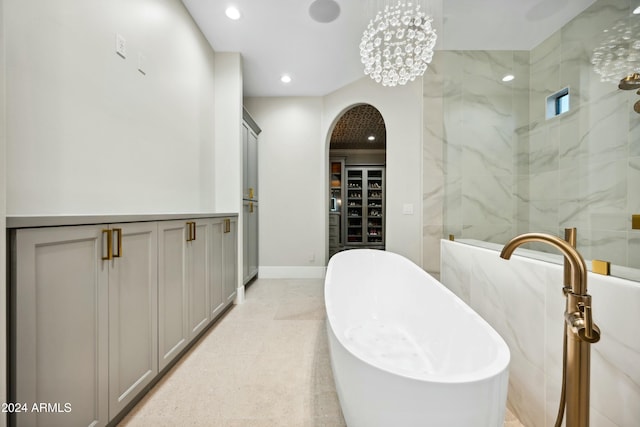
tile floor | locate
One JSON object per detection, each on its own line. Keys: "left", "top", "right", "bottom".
{"left": 119, "top": 278, "right": 524, "bottom": 427}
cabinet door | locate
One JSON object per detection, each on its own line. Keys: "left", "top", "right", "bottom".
{"left": 223, "top": 218, "right": 238, "bottom": 303}
{"left": 248, "top": 202, "right": 259, "bottom": 278}
{"left": 365, "top": 168, "right": 384, "bottom": 245}
{"left": 157, "top": 221, "right": 188, "bottom": 371}
{"left": 242, "top": 122, "right": 252, "bottom": 199}
{"left": 345, "top": 168, "right": 364, "bottom": 244}
{"left": 187, "top": 220, "right": 210, "bottom": 338}
{"left": 242, "top": 201, "right": 250, "bottom": 283}
{"left": 13, "top": 226, "right": 109, "bottom": 427}
{"left": 108, "top": 222, "right": 158, "bottom": 419}
{"left": 247, "top": 128, "right": 259, "bottom": 200}
{"left": 209, "top": 219, "right": 225, "bottom": 319}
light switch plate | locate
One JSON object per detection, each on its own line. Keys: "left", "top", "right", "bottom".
{"left": 402, "top": 203, "right": 414, "bottom": 215}
{"left": 116, "top": 33, "right": 126, "bottom": 58}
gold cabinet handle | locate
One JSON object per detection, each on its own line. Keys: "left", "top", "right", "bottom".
{"left": 250, "top": 202, "right": 254, "bottom": 213}
{"left": 113, "top": 228, "right": 123, "bottom": 258}
{"left": 224, "top": 218, "right": 231, "bottom": 233}
{"left": 186, "top": 221, "right": 197, "bottom": 241}
{"left": 187, "top": 221, "right": 193, "bottom": 242}
{"left": 102, "top": 229, "right": 113, "bottom": 261}
{"left": 249, "top": 187, "right": 254, "bottom": 199}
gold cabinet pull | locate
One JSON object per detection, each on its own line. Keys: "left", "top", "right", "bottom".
{"left": 186, "top": 222, "right": 197, "bottom": 241}
{"left": 113, "top": 228, "right": 123, "bottom": 258}
{"left": 249, "top": 202, "right": 254, "bottom": 213}
{"left": 102, "top": 229, "right": 113, "bottom": 261}
{"left": 186, "top": 222, "right": 191, "bottom": 241}
{"left": 224, "top": 218, "right": 231, "bottom": 233}
{"left": 249, "top": 187, "right": 254, "bottom": 199}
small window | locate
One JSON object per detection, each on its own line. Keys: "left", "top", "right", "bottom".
{"left": 546, "top": 88, "right": 570, "bottom": 119}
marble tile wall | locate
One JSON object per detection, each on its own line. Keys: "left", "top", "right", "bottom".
{"left": 423, "top": 0, "right": 640, "bottom": 275}
{"left": 524, "top": 0, "right": 637, "bottom": 264}
{"left": 441, "top": 239, "right": 640, "bottom": 427}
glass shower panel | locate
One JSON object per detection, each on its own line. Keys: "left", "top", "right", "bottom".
{"left": 438, "top": 0, "right": 640, "bottom": 273}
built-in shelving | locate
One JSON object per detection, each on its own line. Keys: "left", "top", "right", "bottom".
{"left": 329, "top": 158, "right": 345, "bottom": 257}
{"left": 345, "top": 167, "right": 385, "bottom": 248}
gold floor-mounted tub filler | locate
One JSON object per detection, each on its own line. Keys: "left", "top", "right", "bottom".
{"left": 500, "top": 229, "right": 600, "bottom": 427}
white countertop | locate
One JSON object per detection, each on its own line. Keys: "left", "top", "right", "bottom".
{"left": 7, "top": 213, "right": 238, "bottom": 228}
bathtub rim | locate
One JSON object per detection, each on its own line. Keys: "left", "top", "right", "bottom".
{"left": 325, "top": 248, "right": 511, "bottom": 385}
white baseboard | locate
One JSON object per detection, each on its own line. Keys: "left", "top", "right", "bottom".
{"left": 258, "top": 266, "right": 327, "bottom": 279}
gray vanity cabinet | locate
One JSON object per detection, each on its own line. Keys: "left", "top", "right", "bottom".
{"left": 11, "top": 222, "right": 159, "bottom": 426}
{"left": 108, "top": 222, "right": 158, "bottom": 419}
{"left": 11, "top": 225, "right": 110, "bottom": 427}
{"left": 158, "top": 218, "right": 234, "bottom": 370}
{"left": 158, "top": 219, "right": 212, "bottom": 371}
{"left": 10, "top": 215, "right": 238, "bottom": 426}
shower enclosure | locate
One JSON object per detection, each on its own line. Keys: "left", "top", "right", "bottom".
{"left": 428, "top": 0, "right": 640, "bottom": 277}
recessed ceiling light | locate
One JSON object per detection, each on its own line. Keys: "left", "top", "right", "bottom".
{"left": 367, "top": 135, "right": 376, "bottom": 141}
{"left": 225, "top": 6, "right": 241, "bottom": 20}
{"left": 634, "top": 5, "right": 640, "bottom": 14}
{"left": 502, "top": 74, "right": 515, "bottom": 82}
{"left": 280, "top": 74, "right": 292, "bottom": 83}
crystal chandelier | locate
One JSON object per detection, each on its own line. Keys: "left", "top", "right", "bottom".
{"left": 591, "top": 15, "right": 640, "bottom": 86}
{"left": 360, "top": 1, "right": 437, "bottom": 87}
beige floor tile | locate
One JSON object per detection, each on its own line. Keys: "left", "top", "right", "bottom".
{"left": 274, "top": 296, "right": 326, "bottom": 320}
{"left": 119, "top": 278, "right": 524, "bottom": 427}
{"left": 259, "top": 319, "right": 326, "bottom": 356}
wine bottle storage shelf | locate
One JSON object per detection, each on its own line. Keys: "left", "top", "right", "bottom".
{"left": 344, "top": 167, "right": 385, "bottom": 246}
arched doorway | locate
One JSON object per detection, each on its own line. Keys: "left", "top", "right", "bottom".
{"left": 328, "top": 104, "right": 387, "bottom": 259}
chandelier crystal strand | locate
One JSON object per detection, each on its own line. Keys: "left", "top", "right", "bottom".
{"left": 591, "top": 16, "right": 640, "bottom": 83}
{"left": 360, "top": 1, "right": 437, "bottom": 87}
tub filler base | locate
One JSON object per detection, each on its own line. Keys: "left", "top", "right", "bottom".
{"left": 325, "top": 249, "right": 510, "bottom": 427}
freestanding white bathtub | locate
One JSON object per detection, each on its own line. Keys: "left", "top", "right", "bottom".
{"left": 325, "top": 249, "right": 510, "bottom": 427}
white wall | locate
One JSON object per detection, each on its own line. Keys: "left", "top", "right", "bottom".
{"left": 245, "top": 76, "right": 424, "bottom": 277}
{"left": 324, "top": 77, "right": 424, "bottom": 266}
{"left": 214, "top": 53, "right": 243, "bottom": 213}
{"left": 244, "top": 97, "right": 326, "bottom": 278}
{"left": 0, "top": 0, "right": 7, "bottom": 423}
{"left": 5, "top": 0, "right": 218, "bottom": 215}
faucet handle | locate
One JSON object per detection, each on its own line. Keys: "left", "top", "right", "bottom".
{"left": 578, "top": 304, "right": 601, "bottom": 343}
{"left": 583, "top": 305, "right": 594, "bottom": 340}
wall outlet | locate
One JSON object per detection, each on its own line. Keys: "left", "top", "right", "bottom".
{"left": 115, "top": 33, "right": 126, "bottom": 58}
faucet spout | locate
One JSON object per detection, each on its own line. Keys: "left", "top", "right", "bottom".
{"left": 500, "top": 232, "right": 587, "bottom": 296}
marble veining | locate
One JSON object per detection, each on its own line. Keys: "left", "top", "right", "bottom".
{"left": 441, "top": 239, "right": 640, "bottom": 427}
{"left": 425, "top": 0, "right": 640, "bottom": 274}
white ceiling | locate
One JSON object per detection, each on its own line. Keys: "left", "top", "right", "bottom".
{"left": 181, "top": 0, "right": 597, "bottom": 97}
